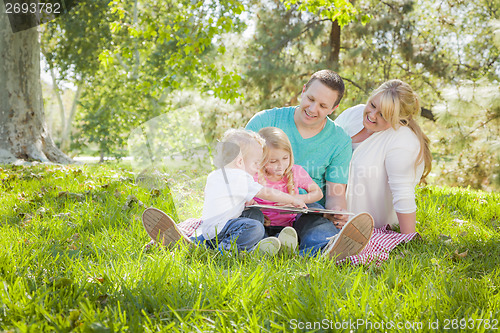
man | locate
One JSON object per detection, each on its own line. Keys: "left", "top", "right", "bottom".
{"left": 246, "top": 69, "right": 353, "bottom": 255}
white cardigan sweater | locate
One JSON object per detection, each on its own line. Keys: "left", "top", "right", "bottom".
{"left": 335, "top": 105, "right": 424, "bottom": 228}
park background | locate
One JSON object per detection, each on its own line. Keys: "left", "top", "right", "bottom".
{"left": 0, "top": 0, "right": 499, "bottom": 331}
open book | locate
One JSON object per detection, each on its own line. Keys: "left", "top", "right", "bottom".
{"left": 246, "top": 204, "right": 354, "bottom": 216}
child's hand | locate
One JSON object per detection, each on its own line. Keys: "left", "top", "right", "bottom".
{"left": 264, "top": 215, "right": 271, "bottom": 227}
{"left": 291, "top": 197, "right": 307, "bottom": 208}
{"left": 245, "top": 199, "right": 256, "bottom": 206}
{"left": 274, "top": 202, "right": 292, "bottom": 206}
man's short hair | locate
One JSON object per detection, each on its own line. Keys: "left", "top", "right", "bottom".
{"left": 304, "top": 70, "right": 345, "bottom": 107}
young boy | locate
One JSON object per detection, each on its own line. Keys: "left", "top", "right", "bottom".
{"left": 142, "top": 129, "right": 306, "bottom": 253}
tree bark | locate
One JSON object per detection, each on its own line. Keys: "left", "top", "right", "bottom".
{"left": 0, "top": 11, "right": 72, "bottom": 164}
{"left": 50, "top": 65, "right": 66, "bottom": 134}
{"left": 60, "top": 84, "right": 82, "bottom": 152}
{"left": 328, "top": 19, "right": 341, "bottom": 70}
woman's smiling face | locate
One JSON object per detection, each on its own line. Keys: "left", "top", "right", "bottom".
{"left": 363, "top": 93, "right": 392, "bottom": 133}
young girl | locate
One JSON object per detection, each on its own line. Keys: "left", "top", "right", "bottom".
{"left": 253, "top": 127, "right": 323, "bottom": 237}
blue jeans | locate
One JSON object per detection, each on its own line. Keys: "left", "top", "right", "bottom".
{"left": 191, "top": 208, "right": 265, "bottom": 252}
{"left": 293, "top": 202, "right": 340, "bottom": 256}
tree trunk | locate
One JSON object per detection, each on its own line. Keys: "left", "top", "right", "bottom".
{"left": 0, "top": 11, "right": 72, "bottom": 164}
{"left": 328, "top": 19, "right": 341, "bottom": 70}
{"left": 60, "top": 84, "right": 82, "bottom": 152}
{"left": 50, "top": 65, "right": 66, "bottom": 135}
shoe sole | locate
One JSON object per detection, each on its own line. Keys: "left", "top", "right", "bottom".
{"left": 142, "top": 207, "right": 192, "bottom": 249}
{"left": 325, "top": 212, "right": 374, "bottom": 261}
{"left": 278, "top": 227, "right": 298, "bottom": 252}
{"left": 257, "top": 237, "right": 281, "bottom": 256}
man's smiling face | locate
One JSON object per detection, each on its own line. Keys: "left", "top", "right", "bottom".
{"left": 296, "top": 80, "right": 339, "bottom": 129}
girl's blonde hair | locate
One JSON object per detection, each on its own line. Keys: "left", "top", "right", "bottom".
{"left": 369, "top": 79, "right": 432, "bottom": 180}
{"left": 257, "top": 127, "right": 296, "bottom": 194}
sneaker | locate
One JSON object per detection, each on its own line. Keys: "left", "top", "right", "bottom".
{"left": 322, "top": 212, "right": 374, "bottom": 262}
{"left": 142, "top": 207, "right": 192, "bottom": 249}
{"left": 277, "top": 227, "right": 298, "bottom": 252}
{"left": 142, "top": 240, "right": 157, "bottom": 252}
{"left": 256, "top": 237, "right": 281, "bottom": 256}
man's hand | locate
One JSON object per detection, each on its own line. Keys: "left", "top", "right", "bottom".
{"left": 325, "top": 181, "right": 347, "bottom": 228}
{"left": 324, "top": 209, "right": 349, "bottom": 229}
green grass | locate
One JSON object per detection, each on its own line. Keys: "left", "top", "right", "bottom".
{"left": 0, "top": 164, "right": 499, "bottom": 332}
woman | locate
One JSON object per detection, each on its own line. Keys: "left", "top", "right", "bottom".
{"left": 335, "top": 79, "right": 431, "bottom": 233}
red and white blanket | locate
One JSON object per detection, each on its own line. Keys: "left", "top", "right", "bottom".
{"left": 337, "top": 225, "right": 420, "bottom": 266}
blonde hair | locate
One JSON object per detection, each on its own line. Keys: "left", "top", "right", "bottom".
{"left": 368, "top": 79, "right": 432, "bottom": 180}
{"left": 218, "top": 129, "right": 265, "bottom": 165}
{"left": 257, "top": 127, "right": 296, "bottom": 194}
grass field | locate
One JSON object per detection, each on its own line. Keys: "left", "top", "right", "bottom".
{"left": 0, "top": 163, "right": 499, "bottom": 332}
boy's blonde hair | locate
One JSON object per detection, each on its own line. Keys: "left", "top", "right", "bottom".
{"left": 257, "top": 127, "right": 296, "bottom": 195}
{"left": 217, "top": 129, "right": 265, "bottom": 166}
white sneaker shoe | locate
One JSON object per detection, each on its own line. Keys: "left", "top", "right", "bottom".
{"left": 278, "top": 227, "right": 298, "bottom": 252}
{"left": 256, "top": 237, "right": 281, "bottom": 256}
{"left": 322, "top": 212, "right": 374, "bottom": 261}
{"left": 142, "top": 207, "right": 193, "bottom": 249}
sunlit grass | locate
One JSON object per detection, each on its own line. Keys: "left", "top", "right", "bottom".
{"left": 0, "top": 164, "right": 498, "bottom": 331}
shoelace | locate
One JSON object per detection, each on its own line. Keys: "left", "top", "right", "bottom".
{"left": 321, "top": 234, "right": 339, "bottom": 255}
{"left": 325, "top": 235, "right": 338, "bottom": 242}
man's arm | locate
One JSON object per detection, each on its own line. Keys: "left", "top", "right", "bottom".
{"left": 325, "top": 181, "right": 347, "bottom": 210}
{"left": 324, "top": 181, "right": 348, "bottom": 228}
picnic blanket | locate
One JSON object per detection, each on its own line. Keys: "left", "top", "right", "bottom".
{"left": 337, "top": 225, "right": 420, "bottom": 266}
{"left": 177, "top": 218, "right": 204, "bottom": 237}
{"left": 174, "top": 218, "right": 419, "bottom": 266}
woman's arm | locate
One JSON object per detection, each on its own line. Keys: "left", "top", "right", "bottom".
{"left": 385, "top": 129, "right": 422, "bottom": 233}
{"left": 396, "top": 212, "right": 416, "bottom": 234}
{"left": 294, "top": 181, "right": 323, "bottom": 204}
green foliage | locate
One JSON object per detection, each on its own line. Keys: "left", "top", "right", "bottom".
{"left": 43, "top": 0, "right": 247, "bottom": 159}
{"left": 239, "top": 0, "right": 329, "bottom": 111}
{"left": 282, "top": 0, "right": 363, "bottom": 27}
{"left": 101, "top": 0, "right": 245, "bottom": 101}
{"left": 0, "top": 165, "right": 499, "bottom": 330}
{"left": 161, "top": 90, "right": 247, "bottom": 144}
{"left": 238, "top": 0, "right": 500, "bottom": 190}
{"left": 431, "top": 80, "right": 500, "bottom": 190}
{"left": 40, "top": 0, "right": 499, "bottom": 189}
{"left": 41, "top": 0, "right": 115, "bottom": 81}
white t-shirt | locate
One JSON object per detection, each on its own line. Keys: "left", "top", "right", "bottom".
{"left": 201, "top": 168, "right": 263, "bottom": 239}
{"left": 335, "top": 105, "right": 424, "bottom": 228}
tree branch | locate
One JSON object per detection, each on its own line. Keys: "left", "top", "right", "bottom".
{"left": 420, "top": 107, "right": 435, "bottom": 121}
{"left": 341, "top": 76, "right": 368, "bottom": 94}
{"left": 465, "top": 113, "right": 499, "bottom": 137}
{"left": 266, "top": 18, "right": 330, "bottom": 57}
